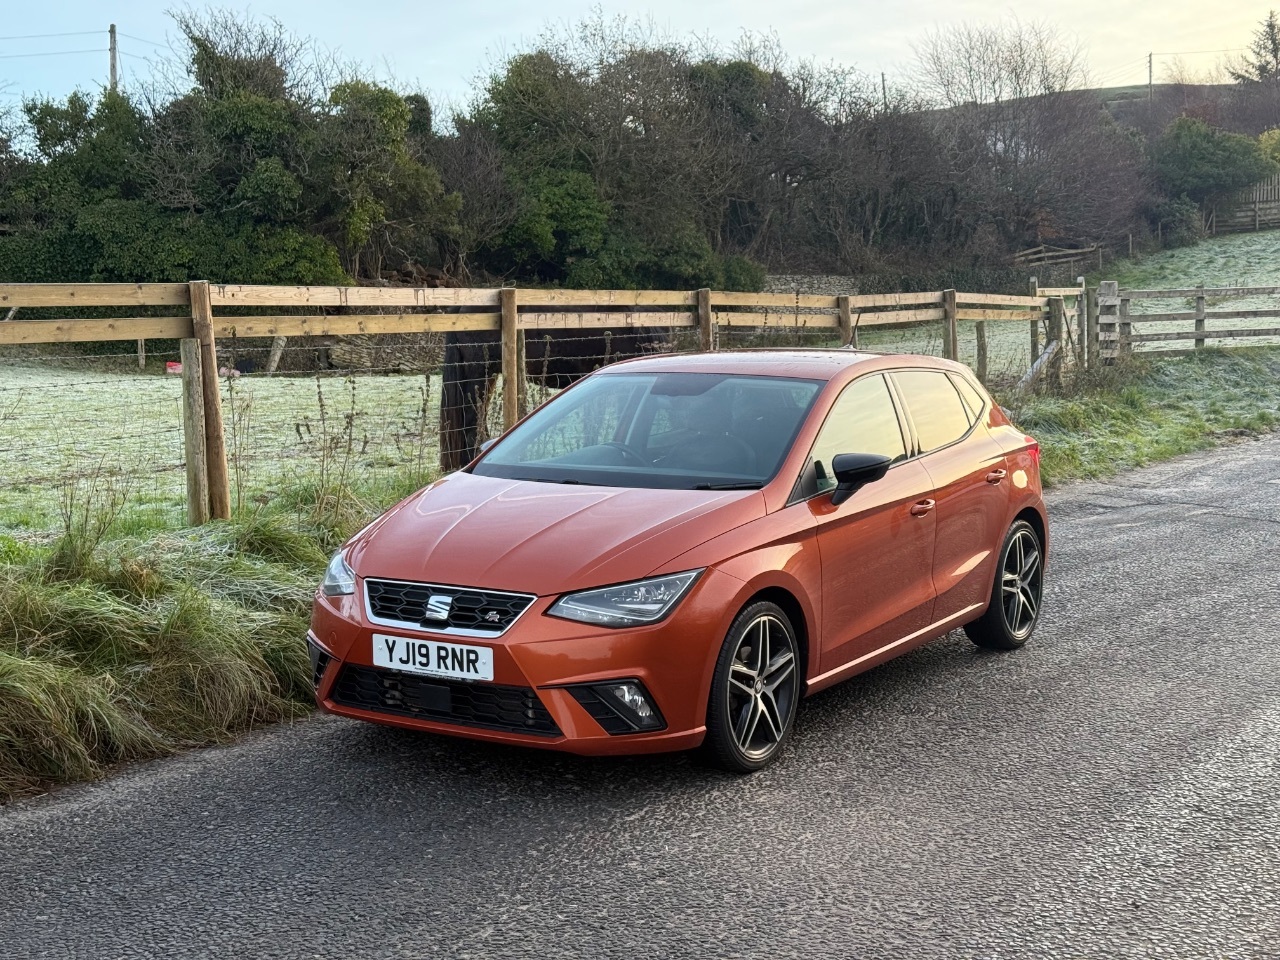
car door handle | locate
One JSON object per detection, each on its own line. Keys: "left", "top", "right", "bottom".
{"left": 909, "top": 499, "right": 935, "bottom": 517}
{"left": 986, "top": 469, "right": 1007, "bottom": 484}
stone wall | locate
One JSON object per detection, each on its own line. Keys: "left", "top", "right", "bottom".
{"left": 765, "top": 275, "right": 859, "bottom": 296}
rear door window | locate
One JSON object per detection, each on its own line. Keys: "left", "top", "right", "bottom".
{"left": 892, "top": 370, "right": 972, "bottom": 454}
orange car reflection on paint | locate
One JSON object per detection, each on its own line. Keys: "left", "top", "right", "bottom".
{"left": 308, "top": 350, "right": 1048, "bottom": 772}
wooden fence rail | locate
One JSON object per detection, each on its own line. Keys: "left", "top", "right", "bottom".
{"left": 0, "top": 281, "right": 1063, "bottom": 525}
{"left": 1111, "top": 281, "right": 1280, "bottom": 359}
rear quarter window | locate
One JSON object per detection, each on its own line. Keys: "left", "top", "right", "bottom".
{"left": 892, "top": 370, "right": 972, "bottom": 453}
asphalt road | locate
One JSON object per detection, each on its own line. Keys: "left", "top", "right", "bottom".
{"left": 4, "top": 436, "right": 1280, "bottom": 959}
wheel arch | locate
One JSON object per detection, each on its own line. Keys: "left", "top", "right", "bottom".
{"left": 1014, "top": 504, "right": 1048, "bottom": 559}
{"left": 739, "top": 586, "right": 811, "bottom": 690}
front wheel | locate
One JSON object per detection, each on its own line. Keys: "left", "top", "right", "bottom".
{"left": 965, "top": 519, "right": 1044, "bottom": 650}
{"left": 704, "top": 602, "right": 801, "bottom": 773}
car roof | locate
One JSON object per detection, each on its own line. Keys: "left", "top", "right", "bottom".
{"left": 600, "top": 349, "right": 964, "bottom": 382}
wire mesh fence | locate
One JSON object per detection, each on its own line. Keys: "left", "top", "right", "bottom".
{"left": 0, "top": 281, "right": 1065, "bottom": 537}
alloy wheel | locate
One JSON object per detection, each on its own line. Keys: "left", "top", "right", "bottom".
{"left": 1000, "top": 528, "right": 1043, "bottom": 640}
{"left": 726, "top": 614, "right": 798, "bottom": 761}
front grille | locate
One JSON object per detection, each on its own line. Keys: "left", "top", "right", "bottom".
{"left": 365, "top": 579, "right": 535, "bottom": 636}
{"left": 330, "top": 664, "right": 561, "bottom": 737}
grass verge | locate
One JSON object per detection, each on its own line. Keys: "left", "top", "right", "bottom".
{"left": 1003, "top": 348, "right": 1280, "bottom": 484}
{"left": 0, "top": 470, "right": 416, "bottom": 803}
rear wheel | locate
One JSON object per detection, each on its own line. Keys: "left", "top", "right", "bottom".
{"left": 704, "top": 602, "right": 800, "bottom": 773}
{"left": 965, "top": 519, "right": 1044, "bottom": 650}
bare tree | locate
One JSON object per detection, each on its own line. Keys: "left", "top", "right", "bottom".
{"left": 916, "top": 20, "right": 1141, "bottom": 251}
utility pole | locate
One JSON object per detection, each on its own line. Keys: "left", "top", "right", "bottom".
{"left": 881, "top": 72, "right": 888, "bottom": 111}
{"left": 1147, "top": 52, "right": 1152, "bottom": 103}
{"left": 109, "top": 24, "right": 118, "bottom": 92}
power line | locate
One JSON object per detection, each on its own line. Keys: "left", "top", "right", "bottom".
{"left": 0, "top": 30, "right": 99, "bottom": 42}
{"left": 119, "top": 32, "right": 166, "bottom": 48}
{"left": 1151, "top": 47, "right": 1246, "bottom": 56}
{"left": 0, "top": 48, "right": 107, "bottom": 60}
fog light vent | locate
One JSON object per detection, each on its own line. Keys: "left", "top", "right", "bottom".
{"left": 567, "top": 680, "right": 666, "bottom": 734}
{"left": 307, "top": 639, "right": 332, "bottom": 689}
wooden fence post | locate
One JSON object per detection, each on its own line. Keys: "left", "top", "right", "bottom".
{"left": 1195, "top": 283, "right": 1206, "bottom": 349}
{"left": 1097, "top": 281, "right": 1119, "bottom": 365}
{"left": 1087, "top": 284, "right": 1100, "bottom": 370}
{"left": 1028, "top": 277, "right": 1040, "bottom": 363}
{"left": 179, "top": 339, "right": 210, "bottom": 527}
{"left": 697, "top": 288, "right": 714, "bottom": 351}
{"left": 189, "top": 281, "right": 231, "bottom": 520}
{"left": 500, "top": 287, "right": 520, "bottom": 432}
{"left": 1119, "top": 296, "right": 1132, "bottom": 358}
{"left": 975, "top": 321, "right": 989, "bottom": 385}
{"left": 837, "top": 295, "right": 855, "bottom": 347}
{"left": 1076, "top": 276, "right": 1088, "bottom": 369}
{"left": 1048, "top": 297, "right": 1066, "bottom": 387}
{"left": 942, "top": 289, "right": 958, "bottom": 360}
{"left": 136, "top": 338, "right": 146, "bottom": 370}
{"left": 265, "top": 336, "right": 287, "bottom": 374}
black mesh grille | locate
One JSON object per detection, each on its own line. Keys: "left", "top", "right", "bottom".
{"left": 365, "top": 579, "right": 534, "bottom": 634}
{"left": 330, "top": 664, "right": 560, "bottom": 736}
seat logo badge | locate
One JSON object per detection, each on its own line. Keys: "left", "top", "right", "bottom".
{"left": 423, "top": 595, "right": 453, "bottom": 622}
{"left": 484, "top": 610, "right": 501, "bottom": 623}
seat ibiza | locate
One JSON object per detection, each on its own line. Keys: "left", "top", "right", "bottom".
{"left": 309, "top": 350, "right": 1047, "bottom": 771}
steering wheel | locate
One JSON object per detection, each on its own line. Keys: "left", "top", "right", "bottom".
{"left": 602, "top": 441, "right": 650, "bottom": 466}
{"left": 666, "top": 434, "right": 758, "bottom": 473}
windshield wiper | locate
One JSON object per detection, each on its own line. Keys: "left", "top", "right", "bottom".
{"left": 692, "top": 482, "right": 763, "bottom": 490}
{"left": 513, "top": 477, "right": 589, "bottom": 485}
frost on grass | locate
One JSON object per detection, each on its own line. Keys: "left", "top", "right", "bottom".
{"left": 0, "top": 365, "right": 439, "bottom": 535}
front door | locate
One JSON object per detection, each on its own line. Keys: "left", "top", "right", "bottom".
{"left": 804, "top": 374, "right": 938, "bottom": 674}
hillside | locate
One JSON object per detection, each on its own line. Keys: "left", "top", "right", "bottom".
{"left": 1109, "top": 230, "right": 1280, "bottom": 289}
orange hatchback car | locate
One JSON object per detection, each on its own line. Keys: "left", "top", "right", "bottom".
{"left": 309, "top": 350, "right": 1047, "bottom": 771}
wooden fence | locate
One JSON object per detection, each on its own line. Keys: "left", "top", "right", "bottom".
{"left": 1100, "top": 281, "right": 1280, "bottom": 360}
{"left": 0, "top": 281, "right": 1063, "bottom": 525}
{"left": 1205, "top": 172, "right": 1280, "bottom": 235}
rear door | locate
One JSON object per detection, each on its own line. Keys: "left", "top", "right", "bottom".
{"left": 890, "top": 369, "right": 1011, "bottom": 623}
{"left": 803, "top": 373, "right": 938, "bottom": 674}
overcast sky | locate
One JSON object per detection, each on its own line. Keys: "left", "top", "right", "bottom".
{"left": 0, "top": 1, "right": 1264, "bottom": 110}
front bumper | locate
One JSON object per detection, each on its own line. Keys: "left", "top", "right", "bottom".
{"left": 308, "top": 567, "right": 746, "bottom": 756}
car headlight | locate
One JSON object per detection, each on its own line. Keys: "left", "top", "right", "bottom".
{"left": 320, "top": 550, "right": 356, "bottom": 597}
{"left": 548, "top": 571, "right": 702, "bottom": 628}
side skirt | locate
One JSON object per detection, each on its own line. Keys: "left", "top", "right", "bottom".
{"left": 804, "top": 602, "right": 984, "bottom": 695}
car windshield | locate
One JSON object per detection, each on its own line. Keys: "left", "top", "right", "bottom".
{"left": 471, "top": 372, "right": 823, "bottom": 489}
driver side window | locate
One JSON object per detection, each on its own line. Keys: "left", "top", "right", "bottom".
{"left": 808, "top": 375, "right": 908, "bottom": 492}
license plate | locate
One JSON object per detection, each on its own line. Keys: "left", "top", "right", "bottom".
{"left": 372, "top": 634, "right": 494, "bottom": 682}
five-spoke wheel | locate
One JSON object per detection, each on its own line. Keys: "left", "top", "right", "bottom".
{"left": 705, "top": 602, "right": 800, "bottom": 772}
{"left": 965, "top": 518, "right": 1045, "bottom": 650}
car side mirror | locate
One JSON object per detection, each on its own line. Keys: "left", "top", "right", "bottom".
{"left": 478, "top": 438, "right": 498, "bottom": 454}
{"left": 829, "top": 453, "right": 892, "bottom": 506}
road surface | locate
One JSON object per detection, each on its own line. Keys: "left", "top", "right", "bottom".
{"left": 3, "top": 435, "right": 1279, "bottom": 959}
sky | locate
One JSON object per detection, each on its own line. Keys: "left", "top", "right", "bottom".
{"left": 0, "top": 0, "right": 1265, "bottom": 111}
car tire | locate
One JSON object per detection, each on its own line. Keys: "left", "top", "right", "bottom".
{"left": 965, "top": 519, "right": 1044, "bottom": 651}
{"left": 703, "top": 601, "right": 801, "bottom": 773}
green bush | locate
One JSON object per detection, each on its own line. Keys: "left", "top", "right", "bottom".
{"left": 1153, "top": 117, "right": 1278, "bottom": 204}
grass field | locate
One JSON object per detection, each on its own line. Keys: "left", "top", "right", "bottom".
{"left": 1107, "top": 231, "right": 1280, "bottom": 350}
